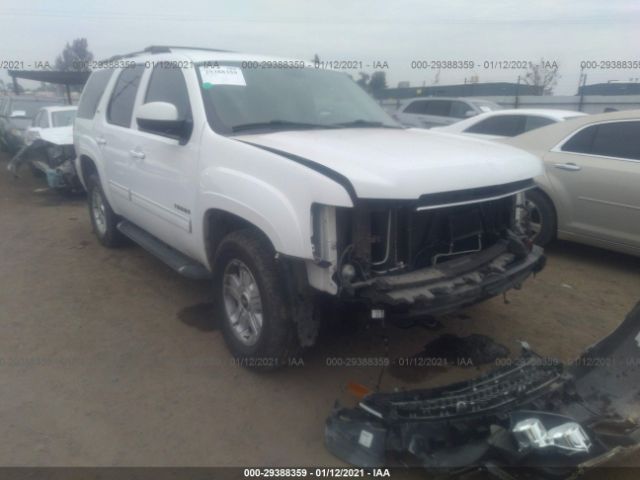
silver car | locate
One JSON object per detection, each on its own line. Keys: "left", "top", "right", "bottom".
{"left": 392, "top": 97, "right": 502, "bottom": 128}
{"left": 506, "top": 109, "right": 640, "bottom": 256}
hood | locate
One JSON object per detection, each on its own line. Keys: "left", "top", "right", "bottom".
{"left": 38, "top": 126, "right": 73, "bottom": 145}
{"left": 236, "top": 128, "right": 542, "bottom": 199}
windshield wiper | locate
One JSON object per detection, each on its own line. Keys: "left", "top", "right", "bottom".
{"left": 330, "top": 119, "right": 403, "bottom": 129}
{"left": 232, "top": 120, "right": 339, "bottom": 133}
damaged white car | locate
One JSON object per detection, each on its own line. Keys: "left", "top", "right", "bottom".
{"left": 8, "top": 105, "right": 80, "bottom": 190}
{"left": 74, "top": 47, "right": 546, "bottom": 368}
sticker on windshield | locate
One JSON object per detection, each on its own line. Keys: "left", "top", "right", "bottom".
{"left": 200, "top": 65, "right": 246, "bottom": 89}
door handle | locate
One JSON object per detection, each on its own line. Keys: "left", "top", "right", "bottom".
{"left": 96, "top": 137, "right": 107, "bottom": 145}
{"left": 129, "top": 149, "right": 145, "bottom": 160}
{"left": 553, "top": 162, "right": 581, "bottom": 172}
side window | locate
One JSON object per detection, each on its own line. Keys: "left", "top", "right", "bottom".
{"left": 77, "top": 69, "right": 115, "bottom": 119}
{"left": 38, "top": 111, "right": 50, "bottom": 128}
{"left": 424, "top": 100, "right": 452, "bottom": 117}
{"left": 107, "top": 65, "right": 145, "bottom": 127}
{"left": 403, "top": 100, "right": 428, "bottom": 114}
{"left": 561, "top": 125, "right": 597, "bottom": 154}
{"left": 590, "top": 121, "right": 640, "bottom": 160}
{"left": 465, "top": 115, "right": 525, "bottom": 136}
{"left": 450, "top": 101, "right": 471, "bottom": 119}
{"left": 524, "top": 115, "right": 555, "bottom": 132}
{"left": 144, "top": 65, "right": 192, "bottom": 120}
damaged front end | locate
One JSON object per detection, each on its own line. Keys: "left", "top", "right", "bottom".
{"left": 325, "top": 302, "right": 640, "bottom": 478}
{"left": 311, "top": 180, "right": 545, "bottom": 315}
{"left": 7, "top": 129, "right": 80, "bottom": 191}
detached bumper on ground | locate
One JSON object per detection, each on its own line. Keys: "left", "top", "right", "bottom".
{"left": 353, "top": 238, "right": 546, "bottom": 316}
{"left": 325, "top": 302, "right": 640, "bottom": 478}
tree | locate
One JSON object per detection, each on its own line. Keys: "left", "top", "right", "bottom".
{"left": 356, "top": 72, "right": 370, "bottom": 90}
{"left": 55, "top": 38, "right": 94, "bottom": 72}
{"left": 368, "top": 71, "right": 387, "bottom": 95}
{"left": 523, "top": 58, "right": 560, "bottom": 95}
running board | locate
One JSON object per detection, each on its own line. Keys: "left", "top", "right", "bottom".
{"left": 117, "top": 220, "right": 212, "bottom": 280}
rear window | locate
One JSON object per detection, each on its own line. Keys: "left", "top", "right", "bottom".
{"left": 77, "top": 69, "right": 114, "bottom": 119}
{"left": 465, "top": 115, "right": 525, "bottom": 136}
{"left": 523, "top": 115, "right": 555, "bottom": 132}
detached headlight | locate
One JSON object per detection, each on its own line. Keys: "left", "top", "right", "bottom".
{"left": 512, "top": 418, "right": 591, "bottom": 455}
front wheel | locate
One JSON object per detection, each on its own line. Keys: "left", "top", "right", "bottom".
{"left": 525, "top": 189, "right": 557, "bottom": 246}
{"left": 213, "top": 229, "right": 299, "bottom": 371}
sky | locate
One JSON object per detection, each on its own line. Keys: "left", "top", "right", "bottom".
{"left": 1, "top": 0, "right": 639, "bottom": 94}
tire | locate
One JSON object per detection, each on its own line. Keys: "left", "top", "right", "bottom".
{"left": 86, "top": 173, "right": 126, "bottom": 248}
{"left": 213, "top": 229, "right": 299, "bottom": 371}
{"left": 525, "top": 189, "right": 556, "bottom": 247}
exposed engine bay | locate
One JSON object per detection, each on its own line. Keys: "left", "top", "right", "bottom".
{"left": 325, "top": 302, "right": 640, "bottom": 478}
{"left": 311, "top": 181, "right": 545, "bottom": 314}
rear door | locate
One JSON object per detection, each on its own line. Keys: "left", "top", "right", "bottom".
{"left": 544, "top": 120, "right": 640, "bottom": 248}
{"left": 98, "top": 64, "right": 146, "bottom": 218}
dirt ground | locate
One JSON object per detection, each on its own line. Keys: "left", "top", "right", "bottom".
{"left": 1, "top": 152, "right": 639, "bottom": 473}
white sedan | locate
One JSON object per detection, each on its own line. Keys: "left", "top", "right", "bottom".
{"left": 433, "top": 108, "right": 586, "bottom": 140}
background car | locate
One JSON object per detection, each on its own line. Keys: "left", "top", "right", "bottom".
{"left": 505, "top": 109, "right": 640, "bottom": 256}
{"left": 392, "top": 97, "right": 502, "bottom": 128}
{"left": 0, "top": 96, "right": 65, "bottom": 153}
{"left": 433, "top": 108, "right": 586, "bottom": 139}
{"left": 26, "top": 105, "right": 77, "bottom": 144}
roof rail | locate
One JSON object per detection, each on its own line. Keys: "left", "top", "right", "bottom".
{"left": 100, "top": 45, "right": 232, "bottom": 63}
{"left": 144, "top": 45, "right": 233, "bottom": 53}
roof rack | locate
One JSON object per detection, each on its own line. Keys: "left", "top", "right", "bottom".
{"left": 101, "top": 45, "right": 232, "bottom": 63}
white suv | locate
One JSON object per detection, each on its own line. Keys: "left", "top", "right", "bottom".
{"left": 74, "top": 46, "right": 545, "bottom": 369}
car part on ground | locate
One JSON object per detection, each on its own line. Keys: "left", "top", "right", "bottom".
{"left": 325, "top": 302, "right": 640, "bottom": 478}
{"left": 7, "top": 126, "right": 81, "bottom": 191}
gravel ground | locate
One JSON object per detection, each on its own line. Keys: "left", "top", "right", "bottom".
{"left": 1, "top": 153, "right": 639, "bottom": 473}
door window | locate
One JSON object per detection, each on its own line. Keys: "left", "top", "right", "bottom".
{"left": 562, "top": 121, "right": 640, "bottom": 160}
{"left": 107, "top": 65, "right": 145, "bottom": 127}
{"left": 403, "top": 100, "right": 428, "bottom": 114}
{"left": 450, "top": 101, "right": 471, "bottom": 119}
{"left": 144, "top": 65, "right": 192, "bottom": 120}
{"left": 424, "top": 100, "right": 452, "bottom": 117}
{"left": 77, "top": 68, "right": 115, "bottom": 119}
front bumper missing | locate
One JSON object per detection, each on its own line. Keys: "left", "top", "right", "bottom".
{"left": 325, "top": 302, "right": 640, "bottom": 478}
{"left": 353, "top": 239, "right": 545, "bottom": 316}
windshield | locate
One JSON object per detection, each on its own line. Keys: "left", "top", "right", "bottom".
{"left": 51, "top": 109, "right": 76, "bottom": 127}
{"left": 198, "top": 63, "right": 400, "bottom": 133}
{"left": 11, "top": 100, "right": 63, "bottom": 118}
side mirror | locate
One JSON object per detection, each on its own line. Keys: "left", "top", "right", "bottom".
{"left": 464, "top": 110, "right": 476, "bottom": 118}
{"left": 10, "top": 110, "right": 27, "bottom": 118}
{"left": 136, "top": 102, "right": 190, "bottom": 141}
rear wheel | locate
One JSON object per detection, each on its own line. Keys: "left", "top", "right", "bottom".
{"left": 86, "top": 173, "right": 125, "bottom": 248}
{"left": 525, "top": 189, "right": 556, "bottom": 246}
{"left": 213, "top": 229, "right": 299, "bottom": 371}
